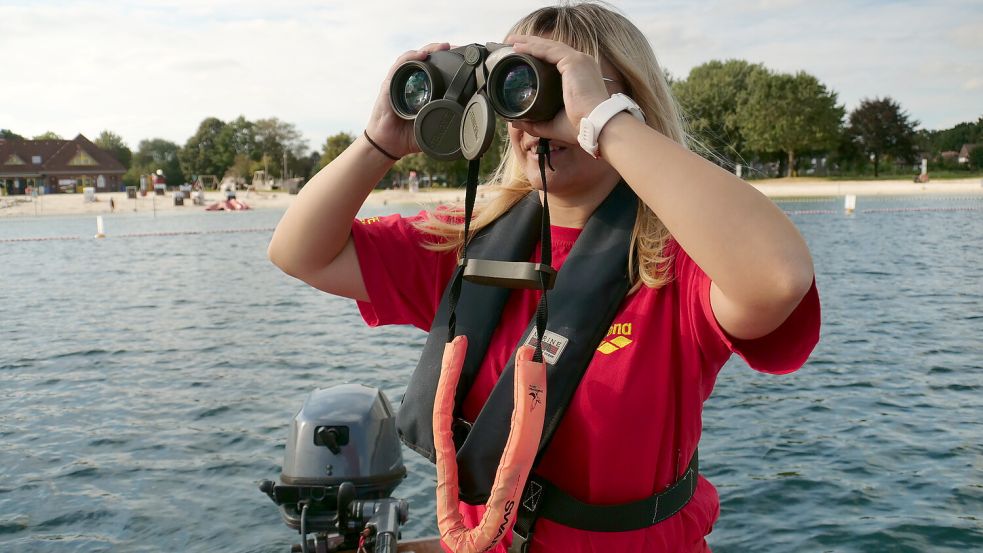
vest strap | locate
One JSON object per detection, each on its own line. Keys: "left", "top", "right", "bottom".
{"left": 510, "top": 449, "right": 698, "bottom": 550}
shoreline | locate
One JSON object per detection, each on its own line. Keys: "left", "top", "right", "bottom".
{"left": 1, "top": 177, "right": 980, "bottom": 218}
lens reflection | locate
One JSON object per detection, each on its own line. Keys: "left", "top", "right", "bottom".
{"left": 403, "top": 70, "right": 431, "bottom": 115}
{"left": 501, "top": 63, "right": 537, "bottom": 114}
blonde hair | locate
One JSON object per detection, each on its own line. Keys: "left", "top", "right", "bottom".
{"left": 413, "top": 1, "right": 692, "bottom": 289}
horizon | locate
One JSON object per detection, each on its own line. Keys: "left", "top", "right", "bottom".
{"left": 2, "top": 0, "right": 981, "bottom": 152}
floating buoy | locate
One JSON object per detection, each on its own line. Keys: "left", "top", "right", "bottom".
{"left": 844, "top": 195, "right": 856, "bottom": 214}
{"left": 95, "top": 216, "right": 106, "bottom": 239}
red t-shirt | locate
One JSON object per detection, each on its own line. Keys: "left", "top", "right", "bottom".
{"left": 351, "top": 211, "right": 820, "bottom": 552}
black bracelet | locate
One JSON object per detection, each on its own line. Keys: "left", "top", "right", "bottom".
{"left": 363, "top": 130, "right": 400, "bottom": 161}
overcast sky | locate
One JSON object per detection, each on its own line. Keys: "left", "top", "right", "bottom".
{"left": 2, "top": 0, "right": 980, "bottom": 153}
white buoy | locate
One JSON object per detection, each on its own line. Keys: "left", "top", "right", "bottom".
{"left": 95, "top": 216, "right": 106, "bottom": 239}
{"left": 844, "top": 195, "right": 856, "bottom": 213}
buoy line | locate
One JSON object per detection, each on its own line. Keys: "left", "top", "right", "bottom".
{"left": 0, "top": 227, "right": 275, "bottom": 243}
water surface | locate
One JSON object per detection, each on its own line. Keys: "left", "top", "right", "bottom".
{"left": 1, "top": 196, "right": 981, "bottom": 552}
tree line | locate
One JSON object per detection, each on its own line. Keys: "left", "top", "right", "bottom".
{"left": 1, "top": 118, "right": 319, "bottom": 189}
{"left": 670, "top": 59, "right": 983, "bottom": 177}
{"left": 3, "top": 58, "right": 981, "bottom": 185}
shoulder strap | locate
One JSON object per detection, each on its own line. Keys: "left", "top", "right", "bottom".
{"left": 397, "top": 192, "right": 543, "bottom": 460}
{"left": 457, "top": 182, "right": 637, "bottom": 503}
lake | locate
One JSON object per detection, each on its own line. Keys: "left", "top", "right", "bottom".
{"left": 1, "top": 195, "right": 980, "bottom": 552}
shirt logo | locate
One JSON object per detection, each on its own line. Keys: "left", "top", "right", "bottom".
{"left": 596, "top": 322, "right": 633, "bottom": 355}
{"left": 359, "top": 216, "right": 381, "bottom": 225}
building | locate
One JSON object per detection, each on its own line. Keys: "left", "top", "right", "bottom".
{"left": 957, "top": 143, "right": 978, "bottom": 164}
{"left": 0, "top": 134, "right": 126, "bottom": 195}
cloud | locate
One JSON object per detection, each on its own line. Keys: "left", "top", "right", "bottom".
{"left": 950, "top": 22, "right": 983, "bottom": 48}
{"left": 2, "top": 0, "right": 981, "bottom": 151}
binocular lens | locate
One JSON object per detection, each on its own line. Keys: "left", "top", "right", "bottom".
{"left": 499, "top": 63, "right": 537, "bottom": 114}
{"left": 402, "top": 70, "right": 432, "bottom": 116}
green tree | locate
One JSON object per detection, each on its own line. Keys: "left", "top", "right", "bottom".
{"left": 126, "top": 138, "right": 185, "bottom": 186}
{"left": 229, "top": 154, "right": 254, "bottom": 183}
{"left": 847, "top": 97, "right": 918, "bottom": 177}
{"left": 222, "top": 116, "right": 259, "bottom": 159}
{"left": 319, "top": 132, "right": 356, "bottom": 169}
{"left": 179, "top": 117, "right": 234, "bottom": 179}
{"left": 968, "top": 144, "right": 983, "bottom": 170}
{"left": 829, "top": 125, "right": 865, "bottom": 174}
{"left": 94, "top": 130, "right": 132, "bottom": 169}
{"left": 254, "top": 117, "right": 308, "bottom": 179}
{"left": 933, "top": 117, "right": 983, "bottom": 152}
{"left": 1, "top": 129, "right": 24, "bottom": 140}
{"left": 672, "top": 59, "right": 768, "bottom": 162}
{"left": 737, "top": 70, "right": 844, "bottom": 177}
{"left": 33, "top": 131, "right": 63, "bottom": 140}
{"left": 299, "top": 151, "right": 321, "bottom": 181}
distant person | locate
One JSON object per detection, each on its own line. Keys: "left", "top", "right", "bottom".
{"left": 109, "top": 197, "right": 115, "bottom": 212}
{"left": 269, "top": 3, "right": 820, "bottom": 551}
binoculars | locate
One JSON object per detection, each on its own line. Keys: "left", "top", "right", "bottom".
{"left": 389, "top": 43, "right": 562, "bottom": 161}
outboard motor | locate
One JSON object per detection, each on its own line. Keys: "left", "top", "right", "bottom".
{"left": 260, "top": 384, "right": 408, "bottom": 553}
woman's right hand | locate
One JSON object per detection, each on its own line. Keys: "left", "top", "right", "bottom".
{"left": 365, "top": 42, "right": 451, "bottom": 159}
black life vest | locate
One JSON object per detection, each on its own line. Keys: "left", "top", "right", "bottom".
{"left": 397, "top": 182, "right": 638, "bottom": 504}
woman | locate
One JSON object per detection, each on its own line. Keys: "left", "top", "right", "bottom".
{"left": 268, "top": 3, "right": 820, "bottom": 551}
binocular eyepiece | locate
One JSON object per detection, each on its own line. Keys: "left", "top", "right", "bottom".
{"left": 389, "top": 43, "right": 562, "bottom": 161}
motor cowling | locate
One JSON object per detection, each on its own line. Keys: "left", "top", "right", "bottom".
{"left": 261, "top": 384, "right": 408, "bottom": 551}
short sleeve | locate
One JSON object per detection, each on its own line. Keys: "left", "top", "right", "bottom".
{"left": 350, "top": 211, "right": 457, "bottom": 331}
{"left": 671, "top": 240, "right": 821, "bottom": 375}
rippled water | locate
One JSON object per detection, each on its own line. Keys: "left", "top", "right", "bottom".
{"left": 1, "top": 196, "right": 981, "bottom": 552}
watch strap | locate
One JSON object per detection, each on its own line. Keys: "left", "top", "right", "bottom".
{"left": 578, "top": 93, "right": 645, "bottom": 158}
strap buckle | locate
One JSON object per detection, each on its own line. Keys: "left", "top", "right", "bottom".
{"left": 509, "top": 477, "right": 544, "bottom": 553}
{"left": 509, "top": 526, "right": 533, "bottom": 553}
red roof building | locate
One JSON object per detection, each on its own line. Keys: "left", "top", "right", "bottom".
{"left": 958, "top": 143, "right": 978, "bottom": 164}
{"left": 0, "top": 134, "right": 126, "bottom": 195}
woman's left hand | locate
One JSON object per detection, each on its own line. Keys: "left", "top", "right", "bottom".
{"left": 506, "top": 34, "right": 612, "bottom": 144}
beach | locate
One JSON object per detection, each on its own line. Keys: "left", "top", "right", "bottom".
{"left": 1, "top": 177, "right": 980, "bottom": 218}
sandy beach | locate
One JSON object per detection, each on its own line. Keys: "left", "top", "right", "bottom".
{"left": 1, "top": 177, "right": 980, "bottom": 218}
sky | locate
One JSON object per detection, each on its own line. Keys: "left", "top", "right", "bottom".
{"left": 1, "top": 0, "right": 981, "bottom": 153}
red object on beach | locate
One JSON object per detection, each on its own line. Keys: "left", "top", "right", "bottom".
{"left": 205, "top": 199, "right": 250, "bottom": 211}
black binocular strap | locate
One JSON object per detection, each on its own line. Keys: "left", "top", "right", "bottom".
{"left": 445, "top": 158, "right": 481, "bottom": 342}
{"left": 446, "top": 140, "right": 556, "bottom": 364}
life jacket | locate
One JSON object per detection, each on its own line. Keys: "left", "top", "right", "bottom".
{"left": 397, "top": 182, "right": 638, "bottom": 505}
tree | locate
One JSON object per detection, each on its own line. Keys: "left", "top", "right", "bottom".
{"left": 254, "top": 117, "right": 309, "bottom": 179}
{"left": 968, "top": 144, "right": 983, "bottom": 170}
{"left": 933, "top": 116, "right": 983, "bottom": 152}
{"left": 33, "top": 131, "right": 63, "bottom": 140}
{"left": 126, "top": 138, "right": 185, "bottom": 186}
{"left": 94, "top": 130, "right": 133, "bottom": 169}
{"left": 1, "top": 129, "right": 24, "bottom": 140}
{"left": 179, "top": 117, "right": 234, "bottom": 180}
{"left": 672, "top": 59, "right": 768, "bottom": 163}
{"left": 222, "top": 116, "right": 258, "bottom": 159}
{"left": 300, "top": 151, "right": 321, "bottom": 181}
{"left": 229, "top": 154, "right": 255, "bottom": 183}
{"left": 319, "top": 132, "right": 356, "bottom": 169}
{"left": 847, "top": 97, "right": 918, "bottom": 177}
{"left": 737, "top": 70, "right": 844, "bottom": 177}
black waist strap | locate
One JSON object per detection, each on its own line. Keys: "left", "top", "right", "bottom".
{"left": 510, "top": 450, "right": 698, "bottom": 551}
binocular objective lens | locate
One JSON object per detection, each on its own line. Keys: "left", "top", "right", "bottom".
{"left": 500, "top": 63, "right": 537, "bottom": 114}
{"left": 403, "top": 70, "right": 431, "bottom": 115}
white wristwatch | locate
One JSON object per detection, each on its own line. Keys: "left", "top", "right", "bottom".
{"left": 577, "top": 93, "right": 645, "bottom": 158}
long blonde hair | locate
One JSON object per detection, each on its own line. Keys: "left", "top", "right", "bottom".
{"left": 413, "top": 1, "right": 692, "bottom": 289}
